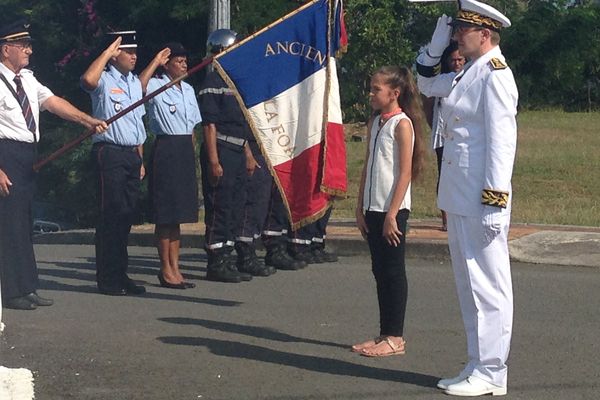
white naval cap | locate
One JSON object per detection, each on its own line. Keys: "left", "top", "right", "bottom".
{"left": 451, "top": 0, "right": 511, "bottom": 31}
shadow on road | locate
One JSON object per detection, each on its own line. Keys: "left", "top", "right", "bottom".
{"left": 158, "top": 317, "right": 349, "bottom": 349}
{"left": 157, "top": 335, "right": 439, "bottom": 388}
{"left": 35, "top": 277, "right": 243, "bottom": 307}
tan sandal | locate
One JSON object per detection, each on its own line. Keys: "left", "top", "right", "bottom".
{"left": 350, "top": 336, "right": 384, "bottom": 353}
{"left": 360, "top": 337, "right": 406, "bottom": 357}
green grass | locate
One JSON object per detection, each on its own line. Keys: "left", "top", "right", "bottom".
{"left": 333, "top": 111, "right": 600, "bottom": 227}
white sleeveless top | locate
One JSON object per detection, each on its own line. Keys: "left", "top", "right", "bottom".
{"left": 363, "top": 112, "right": 414, "bottom": 212}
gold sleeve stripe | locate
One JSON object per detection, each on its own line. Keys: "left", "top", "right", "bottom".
{"left": 481, "top": 189, "right": 509, "bottom": 208}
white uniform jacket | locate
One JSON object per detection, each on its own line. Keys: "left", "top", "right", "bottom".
{"left": 417, "top": 46, "right": 518, "bottom": 217}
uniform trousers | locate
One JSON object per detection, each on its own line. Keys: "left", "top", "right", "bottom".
{"left": 0, "top": 140, "right": 38, "bottom": 299}
{"left": 446, "top": 213, "right": 513, "bottom": 387}
{"left": 435, "top": 146, "right": 444, "bottom": 193}
{"left": 365, "top": 209, "right": 409, "bottom": 337}
{"left": 288, "top": 207, "right": 333, "bottom": 247}
{"left": 262, "top": 179, "right": 289, "bottom": 247}
{"left": 235, "top": 141, "right": 271, "bottom": 243}
{"left": 200, "top": 140, "right": 246, "bottom": 255}
{"left": 92, "top": 143, "right": 142, "bottom": 289}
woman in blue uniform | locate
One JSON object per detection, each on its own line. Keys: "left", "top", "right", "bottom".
{"left": 140, "top": 42, "right": 201, "bottom": 289}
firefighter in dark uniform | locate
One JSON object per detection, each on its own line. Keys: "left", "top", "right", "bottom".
{"left": 288, "top": 206, "right": 338, "bottom": 264}
{"left": 234, "top": 138, "right": 277, "bottom": 277}
{"left": 262, "top": 176, "right": 307, "bottom": 270}
{"left": 198, "top": 29, "right": 264, "bottom": 282}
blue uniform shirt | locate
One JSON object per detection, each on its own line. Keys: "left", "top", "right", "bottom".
{"left": 83, "top": 64, "right": 146, "bottom": 146}
{"left": 147, "top": 74, "right": 201, "bottom": 135}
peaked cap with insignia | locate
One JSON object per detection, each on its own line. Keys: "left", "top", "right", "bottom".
{"left": 106, "top": 30, "right": 137, "bottom": 49}
{"left": 451, "top": 0, "right": 511, "bottom": 32}
{"left": 0, "top": 19, "right": 32, "bottom": 44}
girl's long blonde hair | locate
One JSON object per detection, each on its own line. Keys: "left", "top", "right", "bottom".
{"left": 373, "top": 65, "right": 426, "bottom": 181}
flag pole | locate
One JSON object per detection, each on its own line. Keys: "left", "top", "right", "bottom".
{"left": 33, "top": 55, "right": 214, "bottom": 172}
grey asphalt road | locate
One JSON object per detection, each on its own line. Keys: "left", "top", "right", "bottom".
{"left": 1, "top": 245, "right": 599, "bottom": 400}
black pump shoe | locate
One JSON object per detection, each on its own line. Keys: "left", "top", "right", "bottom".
{"left": 158, "top": 273, "right": 187, "bottom": 289}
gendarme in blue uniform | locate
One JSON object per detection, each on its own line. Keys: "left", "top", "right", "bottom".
{"left": 147, "top": 74, "right": 201, "bottom": 224}
{"left": 84, "top": 64, "right": 146, "bottom": 292}
{"left": 87, "top": 64, "right": 146, "bottom": 146}
{"left": 147, "top": 74, "right": 201, "bottom": 135}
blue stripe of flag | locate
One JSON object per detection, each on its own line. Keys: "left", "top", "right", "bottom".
{"left": 216, "top": 0, "right": 329, "bottom": 108}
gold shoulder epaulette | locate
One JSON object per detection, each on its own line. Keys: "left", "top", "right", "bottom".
{"left": 489, "top": 58, "right": 507, "bottom": 70}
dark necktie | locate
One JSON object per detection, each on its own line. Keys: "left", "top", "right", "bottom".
{"left": 13, "top": 75, "right": 37, "bottom": 139}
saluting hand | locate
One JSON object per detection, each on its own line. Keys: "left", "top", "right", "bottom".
{"left": 154, "top": 47, "right": 172, "bottom": 67}
{"left": 106, "top": 37, "right": 123, "bottom": 58}
{"left": 428, "top": 14, "right": 453, "bottom": 58}
{"left": 0, "top": 168, "right": 13, "bottom": 197}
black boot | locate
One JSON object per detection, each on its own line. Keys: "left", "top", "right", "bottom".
{"left": 235, "top": 242, "right": 276, "bottom": 277}
{"left": 311, "top": 243, "right": 338, "bottom": 263}
{"left": 265, "top": 242, "right": 307, "bottom": 270}
{"left": 206, "top": 253, "right": 252, "bottom": 283}
{"left": 289, "top": 243, "right": 324, "bottom": 264}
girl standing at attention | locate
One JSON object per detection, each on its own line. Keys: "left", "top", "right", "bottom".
{"left": 352, "top": 66, "right": 425, "bottom": 357}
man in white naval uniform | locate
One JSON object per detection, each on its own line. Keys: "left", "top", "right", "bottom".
{"left": 416, "top": 0, "right": 518, "bottom": 396}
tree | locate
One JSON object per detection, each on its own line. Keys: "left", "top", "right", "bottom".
{"left": 1, "top": 0, "right": 211, "bottom": 226}
{"left": 230, "top": 0, "right": 299, "bottom": 35}
{"left": 503, "top": 0, "right": 600, "bottom": 110}
{"left": 1, "top": 0, "right": 597, "bottom": 227}
{"left": 339, "top": 0, "right": 455, "bottom": 121}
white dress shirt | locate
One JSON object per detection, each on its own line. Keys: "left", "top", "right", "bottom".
{"left": 0, "top": 62, "right": 54, "bottom": 142}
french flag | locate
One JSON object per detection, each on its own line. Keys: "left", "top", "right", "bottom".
{"left": 213, "top": 0, "right": 347, "bottom": 229}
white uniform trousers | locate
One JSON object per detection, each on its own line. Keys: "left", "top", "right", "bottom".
{"left": 446, "top": 213, "right": 513, "bottom": 387}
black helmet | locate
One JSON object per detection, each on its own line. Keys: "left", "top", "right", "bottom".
{"left": 207, "top": 28, "right": 238, "bottom": 54}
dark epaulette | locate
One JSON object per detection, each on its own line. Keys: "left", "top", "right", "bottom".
{"left": 489, "top": 58, "right": 507, "bottom": 70}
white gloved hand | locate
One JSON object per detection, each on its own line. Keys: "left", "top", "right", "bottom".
{"left": 481, "top": 206, "right": 502, "bottom": 243}
{"left": 428, "top": 14, "right": 453, "bottom": 58}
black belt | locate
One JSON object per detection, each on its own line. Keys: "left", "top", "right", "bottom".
{"left": 94, "top": 142, "right": 138, "bottom": 152}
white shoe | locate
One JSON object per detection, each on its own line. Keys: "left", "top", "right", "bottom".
{"left": 445, "top": 375, "right": 507, "bottom": 397}
{"left": 437, "top": 371, "right": 470, "bottom": 390}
